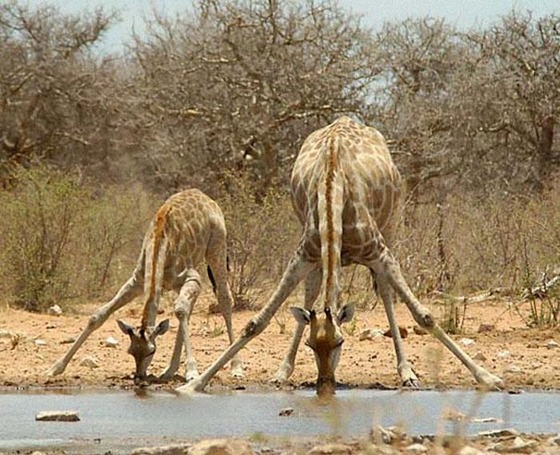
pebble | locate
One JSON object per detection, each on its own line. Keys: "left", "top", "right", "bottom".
{"left": 34, "top": 339, "right": 47, "bottom": 346}
{"left": 131, "top": 443, "right": 192, "bottom": 455}
{"left": 104, "top": 336, "right": 119, "bottom": 348}
{"left": 477, "top": 324, "right": 495, "bottom": 333}
{"left": 459, "top": 338, "right": 475, "bottom": 346}
{"left": 47, "top": 304, "right": 63, "bottom": 316}
{"left": 278, "top": 407, "right": 294, "bottom": 416}
{"left": 472, "top": 352, "right": 487, "bottom": 361}
{"left": 405, "top": 443, "right": 428, "bottom": 453}
{"left": 80, "top": 356, "right": 100, "bottom": 368}
{"left": 307, "top": 443, "right": 354, "bottom": 454}
{"left": 359, "top": 328, "right": 383, "bottom": 341}
{"left": 36, "top": 410, "right": 80, "bottom": 422}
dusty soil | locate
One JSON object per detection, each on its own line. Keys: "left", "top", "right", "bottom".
{"left": 1, "top": 290, "right": 559, "bottom": 391}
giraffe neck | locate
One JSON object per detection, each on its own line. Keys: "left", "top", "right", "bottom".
{"left": 141, "top": 203, "right": 171, "bottom": 329}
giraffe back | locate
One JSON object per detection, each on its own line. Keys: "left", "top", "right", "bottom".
{"left": 140, "top": 188, "right": 227, "bottom": 328}
{"left": 291, "top": 116, "right": 403, "bottom": 303}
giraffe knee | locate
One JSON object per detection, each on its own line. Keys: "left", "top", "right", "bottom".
{"left": 415, "top": 310, "right": 435, "bottom": 330}
{"left": 242, "top": 318, "right": 265, "bottom": 339}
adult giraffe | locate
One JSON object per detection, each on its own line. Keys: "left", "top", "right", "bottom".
{"left": 177, "top": 117, "right": 503, "bottom": 395}
{"left": 47, "top": 189, "right": 243, "bottom": 384}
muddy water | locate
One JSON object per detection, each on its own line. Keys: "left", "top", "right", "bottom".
{"left": 1, "top": 389, "right": 559, "bottom": 453}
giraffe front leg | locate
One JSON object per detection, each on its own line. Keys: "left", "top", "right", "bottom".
{"left": 177, "top": 252, "right": 314, "bottom": 394}
{"left": 374, "top": 270, "right": 419, "bottom": 388}
{"left": 272, "top": 267, "right": 321, "bottom": 384}
{"left": 46, "top": 270, "right": 143, "bottom": 376}
{"left": 160, "top": 269, "right": 201, "bottom": 382}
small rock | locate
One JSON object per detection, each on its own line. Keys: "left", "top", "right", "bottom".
{"left": 412, "top": 326, "right": 428, "bottom": 335}
{"left": 36, "top": 410, "right": 80, "bottom": 422}
{"left": 546, "top": 339, "right": 559, "bottom": 349}
{"left": 457, "top": 446, "right": 486, "bottom": 455}
{"left": 470, "top": 417, "right": 499, "bottom": 423}
{"left": 478, "top": 428, "right": 519, "bottom": 438}
{"left": 61, "top": 337, "right": 77, "bottom": 344}
{"left": 383, "top": 326, "right": 408, "bottom": 339}
{"left": 405, "top": 443, "right": 427, "bottom": 453}
{"left": 131, "top": 443, "right": 192, "bottom": 455}
{"left": 546, "top": 434, "right": 560, "bottom": 446}
{"left": 497, "top": 350, "right": 511, "bottom": 358}
{"left": 371, "top": 426, "right": 406, "bottom": 444}
{"left": 0, "top": 329, "right": 14, "bottom": 338}
{"left": 490, "top": 436, "right": 538, "bottom": 453}
{"left": 278, "top": 407, "right": 294, "bottom": 416}
{"left": 477, "top": 324, "right": 495, "bottom": 333}
{"left": 47, "top": 304, "right": 63, "bottom": 316}
{"left": 308, "top": 443, "right": 354, "bottom": 454}
{"left": 503, "top": 365, "right": 522, "bottom": 374}
{"left": 80, "top": 356, "right": 100, "bottom": 368}
{"left": 459, "top": 338, "right": 475, "bottom": 347}
{"left": 188, "top": 438, "right": 253, "bottom": 455}
{"left": 104, "top": 336, "right": 119, "bottom": 348}
{"left": 359, "top": 328, "right": 383, "bottom": 341}
{"left": 472, "top": 352, "right": 487, "bottom": 361}
{"left": 34, "top": 339, "right": 47, "bottom": 347}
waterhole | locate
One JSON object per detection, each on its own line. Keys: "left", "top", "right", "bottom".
{"left": 1, "top": 389, "right": 558, "bottom": 453}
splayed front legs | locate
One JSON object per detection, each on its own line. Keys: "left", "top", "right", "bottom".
{"left": 177, "top": 251, "right": 315, "bottom": 393}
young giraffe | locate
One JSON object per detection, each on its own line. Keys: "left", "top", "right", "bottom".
{"left": 177, "top": 116, "right": 503, "bottom": 395}
{"left": 46, "top": 188, "right": 243, "bottom": 384}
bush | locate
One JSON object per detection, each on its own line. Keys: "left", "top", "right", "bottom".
{"left": 0, "top": 167, "right": 156, "bottom": 311}
{"left": 217, "top": 174, "right": 299, "bottom": 310}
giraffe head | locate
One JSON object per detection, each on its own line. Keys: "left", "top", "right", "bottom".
{"left": 117, "top": 319, "right": 170, "bottom": 385}
{"left": 290, "top": 304, "right": 355, "bottom": 395}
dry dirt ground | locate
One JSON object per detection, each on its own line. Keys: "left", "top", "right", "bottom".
{"left": 1, "top": 291, "right": 559, "bottom": 391}
{"left": 1, "top": 291, "right": 559, "bottom": 454}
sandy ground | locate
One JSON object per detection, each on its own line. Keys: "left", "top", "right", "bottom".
{"left": 1, "top": 290, "right": 559, "bottom": 391}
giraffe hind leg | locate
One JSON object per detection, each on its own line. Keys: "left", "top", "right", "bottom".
{"left": 372, "top": 249, "right": 503, "bottom": 390}
{"left": 206, "top": 244, "right": 244, "bottom": 378}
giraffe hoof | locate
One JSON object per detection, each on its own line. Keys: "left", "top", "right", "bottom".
{"left": 45, "top": 365, "right": 64, "bottom": 376}
{"left": 185, "top": 371, "right": 200, "bottom": 383}
{"left": 176, "top": 378, "right": 204, "bottom": 394}
{"left": 402, "top": 378, "right": 420, "bottom": 389}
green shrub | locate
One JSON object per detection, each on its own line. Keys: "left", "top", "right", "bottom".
{"left": 0, "top": 167, "right": 156, "bottom": 312}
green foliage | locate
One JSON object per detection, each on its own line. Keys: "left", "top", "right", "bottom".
{"left": 0, "top": 167, "right": 155, "bottom": 312}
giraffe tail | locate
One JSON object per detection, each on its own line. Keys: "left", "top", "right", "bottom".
{"left": 317, "top": 133, "right": 344, "bottom": 311}
{"left": 141, "top": 204, "right": 171, "bottom": 329}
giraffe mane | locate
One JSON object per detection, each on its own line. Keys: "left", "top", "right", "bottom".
{"left": 141, "top": 203, "right": 171, "bottom": 329}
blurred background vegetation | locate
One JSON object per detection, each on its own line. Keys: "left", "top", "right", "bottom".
{"left": 0, "top": 0, "right": 558, "bottom": 324}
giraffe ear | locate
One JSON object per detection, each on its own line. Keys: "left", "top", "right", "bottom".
{"left": 117, "top": 319, "right": 134, "bottom": 336}
{"left": 337, "top": 303, "right": 355, "bottom": 324}
{"left": 290, "top": 307, "right": 313, "bottom": 325}
{"left": 153, "top": 319, "right": 170, "bottom": 336}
